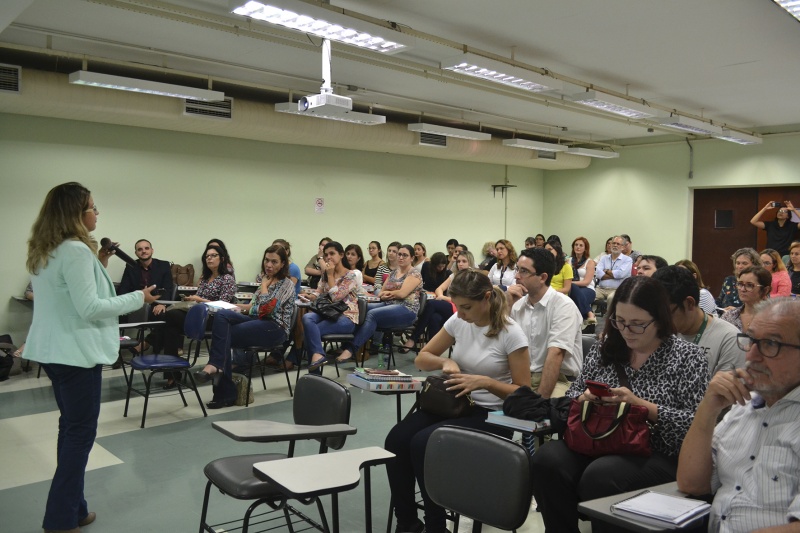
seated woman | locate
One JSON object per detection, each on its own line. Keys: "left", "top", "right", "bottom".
{"left": 402, "top": 251, "right": 474, "bottom": 352}
{"left": 297, "top": 241, "right": 361, "bottom": 368}
{"left": 336, "top": 244, "right": 422, "bottom": 363}
{"left": 476, "top": 240, "right": 496, "bottom": 271}
{"left": 568, "top": 236, "right": 597, "bottom": 328}
{"left": 790, "top": 241, "right": 800, "bottom": 295}
{"left": 720, "top": 266, "right": 771, "bottom": 332}
{"left": 674, "top": 259, "right": 717, "bottom": 315}
{"left": 160, "top": 244, "right": 236, "bottom": 388}
{"left": 411, "top": 242, "right": 429, "bottom": 271}
{"left": 487, "top": 239, "right": 517, "bottom": 290}
{"left": 534, "top": 233, "right": 546, "bottom": 248}
{"left": 270, "top": 239, "right": 303, "bottom": 295}
{"left": 421, "top": 252, "right": 450, "bottom": 292}
{"left": 194, "top": 244, "right": 296, "bottom": 408}
{"left": 593, "top": 236, "right": 613, "bottom": 263}
{"left": 531, "top": 276, "right": 709, "bottom": 533}
{"left": 717, "top": 247, "right": 761, "bottom": 310}
{"left": 206, "top": 238, "right": 235, "bottom": 279}
{"left": 385, "top": 270, "right": 530, "bottom": 533}
{"left": 362, "top": 241, "right": 385, "bottom": 286}
{"left": 759, "top": 248, "right": 791, "bottom": 297}
{"left": 374, "top": 241, "right": 400, "bottom": 293}
{"left": 445, "top": 238, "right": 459, "bottom": 270}
{"left": 545, "top": 240, "right": 573, "bottom": 294}
{"left": 304, "top": 236, "right": 332, "bottom": 290}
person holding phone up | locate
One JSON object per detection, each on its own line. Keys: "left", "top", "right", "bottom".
{"left": 750, "top": 200, "right": 800, "bottom": 257}
{"left": 530, "top": 276, "right": 709, "bottom": 533}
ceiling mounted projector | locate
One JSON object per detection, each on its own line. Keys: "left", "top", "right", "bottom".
{"left": 298, "top": 92, "right": 353, "bottom": 113}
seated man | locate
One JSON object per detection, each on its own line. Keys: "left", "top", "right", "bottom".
{"left": 677, "top": 298, "right": 800, "bottom": 532}
{"left": 507, "top": 247, "right": 583, "bottom": 399}
{"left": 653, "top": 266, "right": 744, "bottom": 376}
{"left": 118, "top": 239, "right": 174, "bottom": 318}
{"left": 594, "top": 235, "right": 632, "bottom": 304}
{"left": 636, "top": 254, "right": 668, "bottom": 277}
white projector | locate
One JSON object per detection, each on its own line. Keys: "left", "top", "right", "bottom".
{"left": 298, "top": 93, "right": 353, "bottom": 112}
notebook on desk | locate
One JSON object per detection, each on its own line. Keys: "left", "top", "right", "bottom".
{"left": 610, "top": 490, "right": 710, "bottom": 529}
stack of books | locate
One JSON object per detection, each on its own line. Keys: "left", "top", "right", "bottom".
{"left": 346, "top": 368, "right": 422, "bottom": 391}
{"left": 486, "top": 411, "right": 550, "bottom": 432}
{"left": 610, "top": 490, "right": 711, "bottom": 529}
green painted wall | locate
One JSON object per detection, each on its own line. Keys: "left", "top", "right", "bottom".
{"left": 1, "top": 113, "right": 544, "bottom": 340}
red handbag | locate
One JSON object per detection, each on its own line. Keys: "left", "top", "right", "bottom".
{"left": 564, "top": 399, "right": 651, "bottom": 457}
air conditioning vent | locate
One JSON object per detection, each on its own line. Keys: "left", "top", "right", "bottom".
{"left": 536, "top": 150, "right": 557, "bottom": 160}
{"left": 184, "top": 97, "right": 233, "bottom": 119}
{"left": 418, "top": 132, "right": 447, "bottom": 148}
{"left": 0, "top": 64, "right": 21, "bottom": 94}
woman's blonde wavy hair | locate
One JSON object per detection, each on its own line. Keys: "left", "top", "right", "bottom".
{"left": 447, "top": 269, "right": 510, "bottom": 338}
{"left": 26, "top": 182, "right": 96, "bottom": 275}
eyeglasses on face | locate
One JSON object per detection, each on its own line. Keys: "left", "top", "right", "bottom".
{"left": 609, "top": 318, "right": 655, "bottom": 334}
{"left": 396, "top": 253, "right": 411, "bottom": 258}
{"left": 84, "top": 205, "right": 98, "bottom": 214}
{"left": 736, "top": 282, "right": 762, "bottom": 291}
{"left": 205, "top": 253, "right": 220, "bottom": 259}
{"left": 736, "top": 333, "right": 800, "bottom": 358}
{"left": 514, "top": 267, "right": 537, "bottom": 278}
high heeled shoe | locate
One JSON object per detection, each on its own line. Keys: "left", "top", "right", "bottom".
{"left": 206, "top": 398, "right": 236, "bottom": 409}
{"left": 194, "top": 368, "right": 222, "bottom": 385}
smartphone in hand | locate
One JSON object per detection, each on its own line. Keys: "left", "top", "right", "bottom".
{"left": 586, "top": 380, "right": 614, "bottom": 398}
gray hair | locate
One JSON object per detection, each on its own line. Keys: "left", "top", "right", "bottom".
{"left": 731, "top": 247, "right": 762, "bottom": 269}
{"left": 754, "top": 298, "right": 800, "bottom": 342}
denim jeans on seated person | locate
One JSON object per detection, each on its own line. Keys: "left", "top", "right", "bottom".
{"left": 302, "top": 311, "right": 356, "bottom": 361}
{"left": 208, "top": 309, "right": 286, "bottom": 375}
{"left": 348, "top": 302, "right": 416, "bottom": 352}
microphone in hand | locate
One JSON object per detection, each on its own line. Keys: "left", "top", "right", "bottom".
{"left": 100, "top": 237, "right": 138, "bottom": 268}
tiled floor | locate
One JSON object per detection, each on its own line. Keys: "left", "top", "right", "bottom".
{"left": 0, "top": 350, "right": 591, "bottom": 533}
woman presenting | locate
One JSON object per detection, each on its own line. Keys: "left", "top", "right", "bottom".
{"left": 25, "top": 182, "right": 158, "bottom": 533}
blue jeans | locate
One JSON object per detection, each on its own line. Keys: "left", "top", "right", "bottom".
{"left": 208, "top": 309, "right": 287, "bottom": 374}
{"left": 302, "top": 312, "right": 356, "bottom": 361}
{"left": 350, "top": 303, "right": 416, "bottom": 351}
{"left": 569, "top": 285, "right": 596, "bottom": 319}
{"left": 410, "top": 299, "right": 454, "bottom": 342}
{"left": 40, "top": 364, "right": 103, "bottom": 531}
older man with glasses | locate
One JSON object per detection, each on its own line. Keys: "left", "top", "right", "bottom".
{"left": 594, "top": 235, "right": 633, "bottom": 306}
{"left": 677, "top": 298, "right": 800, "bottom": 532}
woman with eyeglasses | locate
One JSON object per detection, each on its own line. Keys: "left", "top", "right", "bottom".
{"left": 531, "top": 276, "right": 708, "bottom": 533}
{"left": 159, "top": 244, "right": 236, "bottom": 388}
{"left": 759, "top": 248, "right": 791, "bottom": 298}
{"left": 721, "top": 266, "right": 772, "bottom": 332}
{"left": 335, "top": 244, "right": 423, "bottom": 364}
{"left": 750, "top": 200, "right": 800, "bottom": 257}
{"left": 487, "top": 239, "right": 517, "bottom": 290}
{"left": 717, "top": 247, "right": 762, "bottom": 311}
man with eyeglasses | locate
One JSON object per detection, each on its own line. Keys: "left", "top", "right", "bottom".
{"left": 507, "top": 247, "right": 583, "bottom": 398}
{"left": 594, "top": 235, "right": 633, "bottom": 306}
{"left": 653, "top": 266, "right": 744, "bottom": 377}
{"left": 750, "top": 200, "right": 800, "bottom": 256}
{"left": 677, "top": 298, "right": 800, "bottom": 532}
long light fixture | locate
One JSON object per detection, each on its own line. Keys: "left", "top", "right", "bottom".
{"left": 441, "top": 53, "right": 561, "bottom": 93}
{"left": 275, "top": 102, "right": 386, "bottom": 125}
{"left": 653, "top": 114, "right": 723, "bottom": 136}
{"left": 567, "top": 147, "right": 620, "bottom": 159}
{"left": 68, "top": 71, "right": 224, "bottom": 101}
{"left": 408, "top": 123, "right": 490, "bottom": 141}
{"left": 502, "top": 139, "right": 567, "bottom": 152}
{"left": 568, "top": 90, "right": 657, "bottom": 119}
{"left": 714, "top": 128, "right": 763, "bottom": 145}
{"left": 230, "top": 1, "right": 411, "bottom": 54}
{"left": 773, "top": 0, "right": 800, "bottom": 22}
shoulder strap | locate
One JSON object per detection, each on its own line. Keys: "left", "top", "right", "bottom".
{"left": 613, "top": 362, "right": 630, "bottom": 389}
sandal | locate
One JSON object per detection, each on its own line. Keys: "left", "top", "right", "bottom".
{"left": 194, "top": 366, "right": 222, "bottom": 385}
{"left": 335, "top": 352, "right": 355, "bottom": 364}
{"left": 308, "top": 356, "right": 328, "bottom": 370}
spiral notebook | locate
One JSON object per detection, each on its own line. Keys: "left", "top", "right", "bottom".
{"left": 610, "top": 490, "right": 710, "bottom": 529}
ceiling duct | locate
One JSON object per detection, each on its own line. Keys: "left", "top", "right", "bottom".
{"left": 0, "top": 64, "right": 21, "bottom": 94}
{"left": 184, "top": 97, "right": 233, "bottom": 119}
{"left": 418, "top": 132, "right": 448, "bottom": 148}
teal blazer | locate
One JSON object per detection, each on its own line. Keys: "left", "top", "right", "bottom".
{"left": 25, "top": 240, "right": 144, "bottom": 368}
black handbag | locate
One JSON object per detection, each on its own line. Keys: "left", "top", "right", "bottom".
{"left": 419, "top": 374, "right": 475, "bottom": 418}
{"left": 311, "top": 294, "right": 348, "bottom": 321}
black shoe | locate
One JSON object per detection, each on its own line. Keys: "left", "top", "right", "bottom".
{"left": 206, "top": 399, "right": 235, "bottom": 409}
{"left": 194, "top": 369, "right": 222, "bottom": 385}
{"left": 395, "top": 518, "right": 425, "bottom": 533}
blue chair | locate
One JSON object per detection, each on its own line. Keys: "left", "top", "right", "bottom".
{"left": 124, "top": 303, "right": 209, "bottom": 428}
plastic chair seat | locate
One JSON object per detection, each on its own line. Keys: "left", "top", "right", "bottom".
{"left": 129, "top": 354, "right": 190, "bottom": 370}
{"left": 204, "top": 453, "right": 286, "bottom": 500}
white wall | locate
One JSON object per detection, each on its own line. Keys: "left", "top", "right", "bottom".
{"left": 542, "top": 134, "right": 800, "bottom": 261}
{"left": 0, "top": 113, "right": 545, "bottom": 341}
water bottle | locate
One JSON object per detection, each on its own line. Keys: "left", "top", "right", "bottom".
{"left": 378, "top": 350, "right": 385, "bottom": 368}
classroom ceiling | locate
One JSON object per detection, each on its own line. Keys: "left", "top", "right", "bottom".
{"left": 2, "top": 0, "right": 799, "bottom": 150}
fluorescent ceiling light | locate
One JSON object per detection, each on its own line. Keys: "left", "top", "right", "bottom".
{"left": 502, "top": 139, "right": 567, "bottom": 152}
{"left": 714, "top": 128, "right": 763, "bottom": 145}
{"left": 568, "top": 90, "right": 657, "bottom": 119}
{"left": 653, "top": 114, "right": 723, "bottom": 136}
{"left": 442, "top": 53, "right": 561, "bottom": 93}
{"left": 408, "top": 123, "right": 490, "bottom": 141}
{"left": 567, "top": 147, "right": 620, "bottom": 159}
{"left": 773, "top": 0, "right": 800, "bottom": 21}
{"left": 68, "top": 71, "right": 224, "bottom": 101}
{"left": 230, "top": 1, "right": 411, "bottom": 54}
{"left": 275, "top": 102, "right": 386, "bottom": 125}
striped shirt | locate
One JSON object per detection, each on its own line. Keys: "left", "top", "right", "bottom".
{"left": 709, "top": 387, "right": 800, "bottom": 532}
